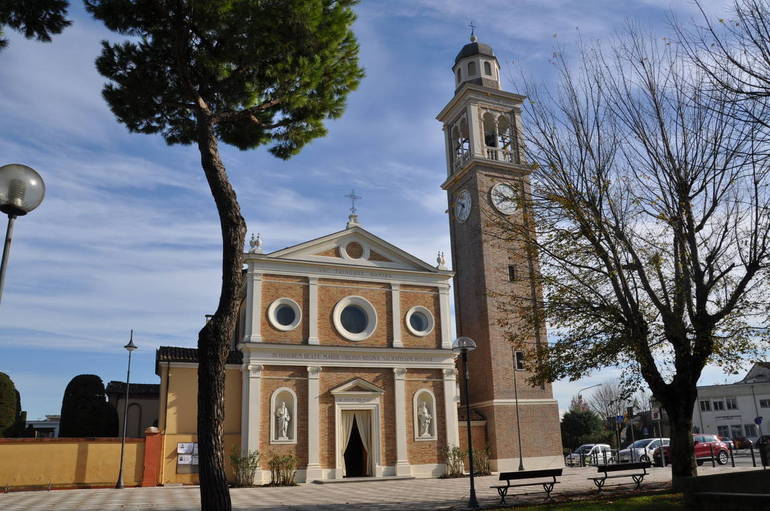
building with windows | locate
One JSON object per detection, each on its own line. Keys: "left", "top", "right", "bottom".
{"left": 106, "top": 381, "right": 160, "bottom": 438}
{"left": 692, "top": 362, "right": 770, "bottom": 441}
{"left": 153, "top": 35, "right": 563, "bottom": 485}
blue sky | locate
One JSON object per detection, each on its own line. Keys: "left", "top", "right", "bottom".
{"left": 0, "top": 0, "right": 748, "bottom": 420}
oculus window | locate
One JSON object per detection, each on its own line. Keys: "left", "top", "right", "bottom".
{"left": 333, "top": 296, "right": 377, "bottom": 341}
{"left": 405, "top": 306, "right": 435, "bottom": 337}
{"left": 268, "top": 297, "right": 302, "bottom": 331}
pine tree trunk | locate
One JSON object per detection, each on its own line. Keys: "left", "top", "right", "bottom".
{"left": 195, "top": 112, "right": 246, "bottom": 511}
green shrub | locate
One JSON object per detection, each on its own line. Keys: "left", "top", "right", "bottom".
{"left": 267, "top": 453, "right": 297, "bottom": 486}
{"left": 229, "top": 447, "right": 261, "bottom": 487}
{"left": 440, "top": 445, "right": 465, "bottom": 477}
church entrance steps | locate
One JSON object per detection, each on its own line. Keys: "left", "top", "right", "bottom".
{"left": 311, "top": 475, "right": 415, "bottom": 484}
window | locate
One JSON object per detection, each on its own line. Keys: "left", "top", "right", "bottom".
{"left": 467, "top": 61, "right": 476, "bottom": 76}
{"left": 700, "top": 400, "right": 711, "bottom": 412}
{"left": 405, "top": 306, "right": 435, "bottom": 337}
{"left": 515, "top": 351, "right": 525, "bottom": 370}
{"left": 745, "top": 424, "right": 758, "bottom": 437}
{"left": 484, "top": 61, "right": 492, "bottom": 75}
{"left": 713, "top": 400, "right": 725, "bottom": 411}
{"left": 333, "top": 296, "right": 377, "bottom": 341}
{"left": 267, "top": 298, "right": 302, "bottom": 331}
{"left": 726, "top": 397, "right": 738, "bottom": 410}
{"left": 456, "top": 68, "right": 462, "bottom": 83}
{"left": 270, "top": 387, "right": 297, "bottom": 444}
{"left": 717, "top": 425, "right": 729, "bottom": 438}
{"left": 508, "top": 265, "right": 516, "bottom": 282}
{"left": 413, "top": 389, "right": 437, "bottom": 441}
{"left": 760, "top": 399, "right": 770, "bottom": 408}
{"left": 731, "top": 425, "right": 743, "bottom": 439}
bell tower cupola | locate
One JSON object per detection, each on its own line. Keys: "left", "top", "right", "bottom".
{"left": 452, "top": 33, "right": 501, "bottom": 91}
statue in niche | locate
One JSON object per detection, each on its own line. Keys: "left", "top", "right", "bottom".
{"left": 418, "top": 401, "right": 433, "bottom": 438}
{"left": 276, "top": 401, "right": 291, "bottom": 440}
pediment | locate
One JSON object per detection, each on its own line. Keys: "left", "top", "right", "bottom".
{"left": 265, "top": 226, "right": 443, "bottom": 273}
{"left": 330, "top": 378, "right": 384, "bottom": 395}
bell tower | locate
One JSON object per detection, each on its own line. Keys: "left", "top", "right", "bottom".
{"left": 438, "top": 35, "right": 563, "bottom": 470}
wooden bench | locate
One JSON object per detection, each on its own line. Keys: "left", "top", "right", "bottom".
{"left": 490, "top": 468, "right": 562, "bottom": 504}
{"left": 588, "top": 462, "right": 650, "bottom": 492}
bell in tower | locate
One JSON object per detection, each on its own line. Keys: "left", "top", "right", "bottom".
{"left": 438, "top": 33, "right": 564, "bottom": 472}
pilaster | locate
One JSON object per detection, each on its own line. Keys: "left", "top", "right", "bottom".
{"left": 442, "top": 368, "right": 460, "bottom": 447}
{"left": 306, "top": 366, "right": 323, "bottom": 481}
{"left": 308, "top": 277, "right": 319, "bottom": 344}
{"left": 391, "top": 284, "right": 402, "bottom": 348}
{"left": 243, "top": 266, "right": 263, "bottom": 343}
{"left": 241, "top": 363, "right": 263, "bottom": 484}
{"left": 438, "top": 286, "right": 452, "bottom": 349}
{"left": 393, "top": 367, "right": 412, "bottom": 476}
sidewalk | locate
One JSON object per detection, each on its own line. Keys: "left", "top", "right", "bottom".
{"left": 0, "top": 466, "right": 757, "bottom": 511}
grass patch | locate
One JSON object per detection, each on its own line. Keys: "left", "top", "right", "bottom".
{"left": 489, "top": 493, "right": 683, "bottom": 511}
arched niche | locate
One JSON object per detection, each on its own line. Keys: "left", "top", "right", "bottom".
{"left": 270, "top": 387, "right": 297, "bottom": 444}
{"left": 413, "top": 389, "right": 437, "bottom": 441}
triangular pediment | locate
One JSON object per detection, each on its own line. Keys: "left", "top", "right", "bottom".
{"left": 330, "top": 378, "right": 384, "bottom": 395}
{"left": 265, "top": 226, "right": 444, "bottom": 273}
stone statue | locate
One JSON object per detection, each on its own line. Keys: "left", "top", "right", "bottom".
{"left": 276, "top": 401, "right": 291, "bottom": 440}
{"left": 249, "top": 233, "right": 263, "bottom": 254}
{"left": 418, "top": 402, "right": 433, "bottom": 437}
{"left": 436, "top": 251, "right": 447, "bottom": 270}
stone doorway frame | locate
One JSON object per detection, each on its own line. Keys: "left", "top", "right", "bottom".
{"left": 331, "top": 378, "right": 384, "bottom": 479}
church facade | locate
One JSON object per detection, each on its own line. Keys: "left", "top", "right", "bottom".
{"left": 154, "top": 36, "right": 562, "bottom": 486}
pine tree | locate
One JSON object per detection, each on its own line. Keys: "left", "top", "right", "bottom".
{"left": 0, "top": 0, "right": 70, "bottom": 50}
{"left": 85, "top": 2, "right": 363, "bottom": 508}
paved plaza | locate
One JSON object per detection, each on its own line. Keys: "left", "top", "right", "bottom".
{"left": 1, "top": 465, "right": 759, "bottom": 511}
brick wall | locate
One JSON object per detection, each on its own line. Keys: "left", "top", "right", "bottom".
{"left": 261, "top": 275, "right": 308, "bottom": 344}
{"left": 405, "top": 369, "right": 445, "bottom": 465}
{"left": 317, "top": 279, "right": 392, "bottom": 348}
{"left": 260, "top": 366, "right": 308, "bottom": 467}
{"left": 400, "top": 286, "right": 442, "bottom": 349}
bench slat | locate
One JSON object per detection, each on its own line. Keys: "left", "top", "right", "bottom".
{"left": 498, "top": 468, "right": 563, "bottom": 480}
{"left": 491, "top": 481, "right": 561, "bottom": 490}
{"left": 598, "top": 462, "right": 650, "bottom": 473}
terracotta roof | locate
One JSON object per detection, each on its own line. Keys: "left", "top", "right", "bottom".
{"left": 106, "top": 381, "right": 159, "bottom": 396}
{"left": 155, "top": 346, "right": 243, "bottom": 375}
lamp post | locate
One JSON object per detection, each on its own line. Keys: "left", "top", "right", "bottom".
{"left": 453, "top": 336, "right": 479, "bottom": 509}
{"left": 576, "top": 383, "right": 602, "bottom": 406}
{"left": 116, "top": 330, "right": 137, "bottom": 489}
{"left": 511, "top": 348, "right": 525, "bottom": 471}
{"left": 0, "top": 164, "right": 45, "bottom": 304}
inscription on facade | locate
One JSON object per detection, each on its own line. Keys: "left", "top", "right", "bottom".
{"left": 271, "top": 351, "right": 439, "bottom": 363}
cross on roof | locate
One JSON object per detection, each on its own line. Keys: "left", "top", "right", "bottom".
{"left": 345, "top": 189, "right": 362, "bottom": 214}
{"left": 469, "top": 21, "right": 476, "bottom": 36}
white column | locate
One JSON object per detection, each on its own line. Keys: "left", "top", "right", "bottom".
{"left": 241, "top": 363, "right": 263, "bottom": 483}
{"left": 393, "top": 367, "right": 411, "bottom": 476}
{"left": 306, "top": 366, "right": 323, "bottom": 481}
{"left": 243, "top": 267, "right": 263, "bottom": 343}
{"left": 439, "top": 285, "right": 452, "bottom": 349}
{"left": 391, "top": 283, "right": 402, "bottom": 348}
{"left": 443, "top": 368, "right": 460, "bottom": 448}
{"left": 308, "top": 278, "right": 319, "bottom": 344}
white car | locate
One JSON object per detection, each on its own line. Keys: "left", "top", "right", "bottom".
{"left": 617, "top": 438, "right": 669, "bottom": 463}
{"left": 565, "top": 443, "right": 612, "bottom": 466}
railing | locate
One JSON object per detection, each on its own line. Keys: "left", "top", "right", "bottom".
{"left": 484, "top": 146, "right": 518, "bottom": 163}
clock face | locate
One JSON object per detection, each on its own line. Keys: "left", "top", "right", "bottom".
{"left": 490, "top": 183, "right": 518, "bottom": 215}
{"left": 454, "top": 189, "right": 472, "bottom": 223}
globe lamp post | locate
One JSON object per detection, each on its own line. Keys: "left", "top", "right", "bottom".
{"left": 0, "top": 164, "right": 46, "bottom": 304}
{"left": 453, "top": 336, "right": 479, "bottom": 509}
{"left": 116, "top": 331, "right": 138, "bottom": 489}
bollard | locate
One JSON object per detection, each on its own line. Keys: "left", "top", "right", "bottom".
{"left": 750, "top": 444, "right": 757, "bottom": 467}
{"left": 580, "top": 452, "right": 585, "bottom": 467}
{"left": 710, "top": 443, "right": 716, "bottom": 467}
{"left": 729, "top": 445, "right": 735, "bottom": 467}
{"left": 603, "top": 449, "right": 608, "bottom": 466}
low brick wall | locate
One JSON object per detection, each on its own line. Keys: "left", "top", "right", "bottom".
{"left": 0, "top": 437, "right": 144, "bottom": 490}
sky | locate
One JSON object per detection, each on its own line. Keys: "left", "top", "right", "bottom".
{"left": 0, "top": 0, "right": 753, "bottom": 421}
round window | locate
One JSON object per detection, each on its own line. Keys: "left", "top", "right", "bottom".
{"left": 267, "top": 298, "right": 302, "bottom": 331}
{"left": 405, "top": 306, "right": 435, "bottom": 337}
{"left": 333, "top": 296, "right": 377, "bottom": 341}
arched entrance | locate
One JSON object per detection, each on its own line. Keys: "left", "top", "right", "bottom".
{"left": 344, "top": 416, "right": 369, "bottom": 477}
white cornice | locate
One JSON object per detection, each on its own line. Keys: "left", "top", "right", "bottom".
{"left": 436, "top": 83, "right": 526, "bottom": 123}
{"left": 469, "top": 398, "right": 558, "bottom": 408}
{"left": 441, "top": 159, "right": 531, "bottom": 191}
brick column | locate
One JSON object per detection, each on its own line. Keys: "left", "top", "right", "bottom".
{"left": 241, "top": 363, "right": 263, "bottom": 484}
{"left": 306, "top": 366, "right": 323, "bottom": 481}
{"left": 393, "top": 367, "right": 411, "bottom": 476}
{"left": 443, "top": 368, "right": 460, "bottom": 447}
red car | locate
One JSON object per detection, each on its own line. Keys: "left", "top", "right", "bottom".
{"left": 653, "top": 434, "right": 729, "bottom": 466}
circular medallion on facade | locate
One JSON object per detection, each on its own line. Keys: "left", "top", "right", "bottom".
{"left": 405, "top": 306, "right": 435, "bottom": 337}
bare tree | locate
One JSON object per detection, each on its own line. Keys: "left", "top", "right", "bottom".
{"left": 587, "top": 383, "right": 629, "bottom": 421}
{"left": 492, "top": 27, "right": 770, "bottom": 481}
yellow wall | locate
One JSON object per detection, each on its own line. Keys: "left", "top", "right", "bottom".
{"left": 159, "top": 365, "right": 242, "bottom": 484}
{"left": 0, "top": 438, "right": 144, "bottom": 489}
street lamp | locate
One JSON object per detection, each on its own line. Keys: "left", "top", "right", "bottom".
{"left": 0, "top": 164, "right": 45, "bottom": 304}
{"left": 116, "top": 330, "right": 138, "bottom": 489}
{"left": 511, "top": 348, "right": 525, "bottom": 471}
{"left": 576, "top": 383, "right": 602, "bottom": 403}
{"left": 453, "top": 336, "right": 479, "bottom": 509}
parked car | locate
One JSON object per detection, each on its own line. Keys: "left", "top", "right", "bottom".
{"left": 617, "top": 438, "right": 669, "bottom": 463}
{"left": 717, "top": 436, "right": 735, "bottom": 451}
{"left": 732, "top": 436, "right": 754, "bottom": 449}
{"left": 565, "top": 443, "right": 612, "bottom": 465}
{"left": 653, "top": 434, "right": 730, "bottom": 466}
